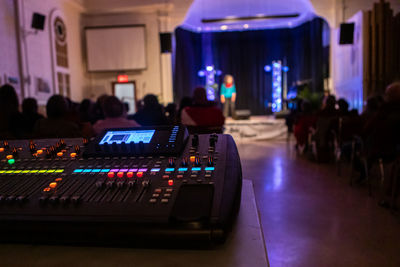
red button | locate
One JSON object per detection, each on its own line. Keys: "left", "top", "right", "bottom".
{"left": 127, "top": 172, "right": 134, "bottom": 178}
{"left": 137, "top": 172, "right": 143, "bottom": 178}
{"left": 168, "top": 179, "right": 173, "bottom": 186}
{"left": 117, "top": 171, "right": 124, "bottom": 178}
{"left": 108, "top": 172, "right": 115, "bottom": 178}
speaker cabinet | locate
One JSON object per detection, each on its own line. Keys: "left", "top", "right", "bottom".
{"left": 160, "top": 33, "right": 172, "bottom": 53}
{"left": 31, "top": 13, "right": 46, "bottom": 30}
{"left": 339, "top": 23, "right": 355, "bottom": 45}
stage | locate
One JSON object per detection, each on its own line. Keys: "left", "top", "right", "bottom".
{"left": 224, "top": 116, "right": 287, "bottom": 142}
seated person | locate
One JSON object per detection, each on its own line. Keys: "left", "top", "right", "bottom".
{"left": 129, "top": 94, "right": 168, "bottom": 126}
{"left": 294, "top": 101, "right": 316, "bottom": 148}
{"left": 337, "top": 98, "right": 350, "bottom": 117}
{"left": 181, "top": 87, "right": 225, "bottom": 127}
{"left": 21, "top": 98, "right": 44, "bottom": 137}
{"left": 93, "top": 96, "right": 140, "bottom": 134}
{"left": 34, "top": 95, "right": 81, "bottom": 138}
{"left": 312, "top": 95, "right": 338, "bottom": 162}
{"left": 362, "top": 82, "right": 400, "bottom": 203}
{"left": 0, "top": 84, "right": 24, "bottom": 139}
{"left": 364, "top": 82, "right": 400, "bottom": 160}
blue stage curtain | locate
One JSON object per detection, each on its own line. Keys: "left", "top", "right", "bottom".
{"left": 173, "top": 17, "right": 328, "bottom": 115}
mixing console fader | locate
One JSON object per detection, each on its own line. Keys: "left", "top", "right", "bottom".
{"left": 0, "top": 126, "right": 242, "bottom": 246}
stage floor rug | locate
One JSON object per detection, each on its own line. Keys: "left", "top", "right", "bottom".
{"left": 224, "top": 116, "right": 287, "bottom": 142}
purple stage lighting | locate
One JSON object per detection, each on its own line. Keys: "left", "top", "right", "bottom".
{"left": 198, "top": 65, "right": 221, "bottom": 101}
{"left": 271, "top": 61, "right": 282, "bottom": 112}
{"left": 264, "top": 65, "right": 272, "bottom": 72}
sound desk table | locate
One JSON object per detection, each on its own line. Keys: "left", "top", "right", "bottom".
{"left": 0, "top": 180, "right": 269, "bottom": 267}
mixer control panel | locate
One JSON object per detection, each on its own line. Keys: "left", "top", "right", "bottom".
{"left": 0, "top": 126, "right": 242, "bottom": 246}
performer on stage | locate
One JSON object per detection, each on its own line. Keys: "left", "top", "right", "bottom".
{"left": 220, "top": 74, "right": 236, "bottom": 117}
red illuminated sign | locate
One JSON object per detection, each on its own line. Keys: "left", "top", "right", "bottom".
{"left": 117, "top": 75, "right": 129, "bottom": 83}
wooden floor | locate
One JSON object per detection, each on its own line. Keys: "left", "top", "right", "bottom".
{"left": 237, "top": 139, "right": 400, "bottom": 267}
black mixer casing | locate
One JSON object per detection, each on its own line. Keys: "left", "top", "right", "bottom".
{"left": 0, "top": 126, "right": 242, "bottom": 247}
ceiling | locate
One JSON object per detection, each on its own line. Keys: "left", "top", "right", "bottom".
{"left": 181, "top": 0, "right": 317, "bottom": 32}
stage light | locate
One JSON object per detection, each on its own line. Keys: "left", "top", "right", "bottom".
{"left": 198, "top": 65, "right": 221, "bottom": 101}
{"left": 220, "top": 25, "right": 228, "bottom": 30}
{"left": 206, "top": 88, "right": 216, "bottom": 101}
{"left": 283, "top": 66, "right": 290, "bottom": 72}
{"left": 264, "top": 65, "right": 272, "bottom": 72}
{"left": 243, "top": 24, "right": 249, "bottom": 29}
{"left": 271, "top": 60, "right": 283, "bottom": 112}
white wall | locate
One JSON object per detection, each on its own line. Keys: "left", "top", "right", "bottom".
{"left": 332, "top": 11, "right": 364, "bottom": 112}
{"left": 0, "top": 0, "right": 22, "bottom": 98}
{"left": 18, "top": 0, "right": 87, "bottom": 104}
{"left": 82, "top": 12, "right": 164, "bottom": 103}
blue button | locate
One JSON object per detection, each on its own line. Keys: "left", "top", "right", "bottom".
{"left": 178, "top": 167, "right": 188, "bottom": 172}
{"left": 165, "top": 168, "right": 175, "bottom": 172}
{"left": 73, "top": 169, "right": 83, "bottom": 173}
{"left": 191, "top": 167, "right": 201, "bottom": 171}
{"left": 83, "top": 169, "right": 92, "bottom": 173}
{"left": 151, "top": 168, "right": 160, "bottom": 172}
{"left": 205, "top": 167, "right": 215, "bottom": 171}
{"left": 101, "top": 169, "right": 110, "bottom": 172}
{"left": 91, "top": 169, "right": 101, "bottom": 172}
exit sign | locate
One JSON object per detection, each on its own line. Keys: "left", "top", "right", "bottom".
{"left": 117, "top": 74, "right": 129, "bottom": 83}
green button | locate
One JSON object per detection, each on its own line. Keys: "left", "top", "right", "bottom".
{"left": 8, "top": 159, "right": 15, "bottom": 165}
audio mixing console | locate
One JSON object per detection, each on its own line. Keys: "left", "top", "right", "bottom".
{"left": 0, "top": 126, "right": 242, "bottom": 246}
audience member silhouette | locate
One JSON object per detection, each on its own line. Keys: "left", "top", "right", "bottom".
{"left": 177, "top": 96, "right": 193, "bottom": 123}
{"left": 180, "top": 87, "right": 225, "bottom": 127}
{"left": 0, "top": 84, "right": 24, "bottom": 139}
{"left": 337, "top": 98, "right": 350, "bottom": 117}
{"left": 92, "top": 94, "right": 108, "bottom": 124}
{"left": 364, "top": 82, "right": 400, "bottom": 160}
{"left": 33, "top": 95, "right": 81, "bottom": 138}
{"left": 21, "top": 98, "right": 44, "bottom": 137}
{"left": 78, "top": 99, "right": 94, "bottom": 123}
{"left": 165, "top": 103, "right": 177, "bottom": 125}
{"left": 129, "top": 94, "right": 168, "bottom": 126}
{"left": 93, "top": 96, "right": 140, "bottom": 134}
{"left": 294, "top": 101, "right": 316, "bottom": 149}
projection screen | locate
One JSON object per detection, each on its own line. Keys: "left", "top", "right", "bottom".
{"left": 85, "top": 25, "right": 147, "bottom": 72}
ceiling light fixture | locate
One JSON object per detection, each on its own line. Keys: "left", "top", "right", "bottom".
{"left": 202, "top": 13, "right": 300, "bottom": 24}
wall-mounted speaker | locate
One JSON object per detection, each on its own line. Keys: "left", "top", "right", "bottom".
{"left": 160, "top": 33, "right": 172, "bottom": 53}
{"left": 339, "top": 23, "right": 355, "bottom": 45}
{"left": 31, "top": 13, "right": 46, "bottom": 30}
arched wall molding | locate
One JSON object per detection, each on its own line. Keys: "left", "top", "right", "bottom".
{"left": 49, "top": 8, "right": 71, "bottom": 97}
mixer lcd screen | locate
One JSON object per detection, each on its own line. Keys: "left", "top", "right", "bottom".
{"left": 99, "top": 130, "right": 155, "bottom": 145}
